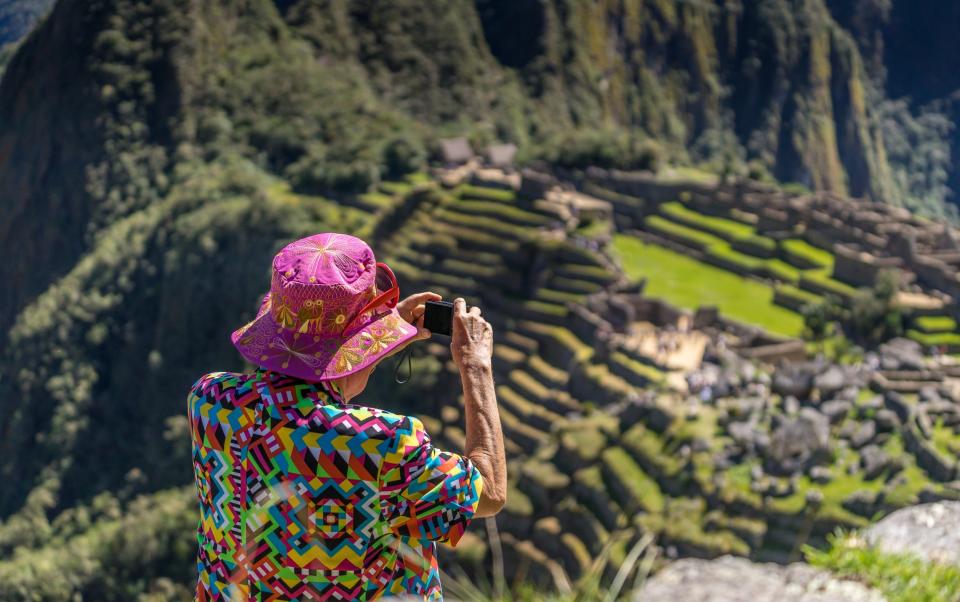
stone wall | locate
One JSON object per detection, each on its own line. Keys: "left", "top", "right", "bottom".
{"left": 574, "top": 170, "right": 959, "bottom": 303}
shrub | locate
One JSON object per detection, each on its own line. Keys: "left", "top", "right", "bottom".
{"left": 382, "top": 134, "right": 427, "bottom": 178}
{"left": 544, "top": 128, "right": 663, "bottom": 171}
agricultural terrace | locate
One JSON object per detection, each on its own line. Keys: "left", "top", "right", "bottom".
{"left": 613, "top": 235, "right": 805, "bottom": 338}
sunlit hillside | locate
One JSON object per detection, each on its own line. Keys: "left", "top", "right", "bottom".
{"left": 2, "top": 1, "right": 960, "bottom": 600}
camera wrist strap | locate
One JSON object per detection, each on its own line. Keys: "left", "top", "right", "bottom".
{"left": 393, "top": 346, "right": 413, "bottom": 384}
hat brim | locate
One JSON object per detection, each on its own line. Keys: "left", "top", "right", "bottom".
{"left": 230, "top": 292, "right": 418, "bottom": 382}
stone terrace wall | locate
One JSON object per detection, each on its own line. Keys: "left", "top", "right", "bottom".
{"left": 575, "top": 168, "right": 960, "bottom": 319}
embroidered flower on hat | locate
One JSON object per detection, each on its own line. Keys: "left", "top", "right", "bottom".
{"left": 230, "top": 233, "right": 416, "bottom": 381}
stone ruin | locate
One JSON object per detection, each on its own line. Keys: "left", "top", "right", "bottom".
{"left": 580, "top": 167, "right": 960, "bottom": 321}
{"left": 403, "top": 160, "right": 960, "bottom": 582}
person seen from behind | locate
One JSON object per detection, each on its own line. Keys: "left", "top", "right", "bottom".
{"left": 187, "top": 232, "right": 506, "bottom": 600}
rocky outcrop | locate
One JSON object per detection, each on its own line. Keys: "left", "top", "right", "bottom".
{"left": 637, "top": 555, "right": 885, "bottom": 601}
{"left": 864, "top": 501, "right": 960, "bottom": 566}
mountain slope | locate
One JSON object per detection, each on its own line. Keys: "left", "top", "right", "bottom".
{"left": 0, "top": 0, "right": 53, "bottom": 46}
{"left": 1, "top": 0, "right": 959, "bottom": 598}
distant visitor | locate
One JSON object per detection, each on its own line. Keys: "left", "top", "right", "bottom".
{"left": 187, "top": 233, "right": 506, "bottom": 600}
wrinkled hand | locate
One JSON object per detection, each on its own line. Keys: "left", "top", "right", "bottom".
{"left": 396, "top": 291, "right": 441, "bottom": 341}
{"left": 451, "top": 298, "right": 493, "bottom": 370}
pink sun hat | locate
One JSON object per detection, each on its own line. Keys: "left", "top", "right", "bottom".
{"left": 230, "top": 233, "right": 418, "bottom": 381}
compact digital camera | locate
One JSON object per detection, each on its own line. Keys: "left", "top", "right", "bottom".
{"left": 423, "top": 300, "right": 454, "bottom": 337}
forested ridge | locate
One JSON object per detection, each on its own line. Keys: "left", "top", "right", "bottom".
{"left": 2, "top": 0, "right": 960, "bottom": 599}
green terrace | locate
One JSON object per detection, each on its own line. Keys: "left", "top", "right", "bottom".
{"left": 369, "top": 175, "right": 951, "bottom": 577}
{"left": 613, "top": 235, "right": 805, "bottom": 337}
{"left": 639, "top": 201, "right": 855, "bottom": 308}
{"left": 907, "top": 315, "right": 960, "bottom": 350}
{"left": 355, "top": 171, "right": 430, "bottom": 212}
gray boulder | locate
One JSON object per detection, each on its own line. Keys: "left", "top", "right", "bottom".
{"left": 773, "top": 366, "right": 815, "bottom": 399}
{"left": 843, "top": 489, "right": 878, "bottom": 517}
{"left": 820, "top": 400, "right": 852, "bottom": 424}
{"left": 810, "top": 465, "right": 833, "bottom": 484}
{"left": 850, "top": 420, "right": 877, "bottom": 449}
{"left": 864, "top": 502, "right": 960, "bottom": 566}
{"left": 814, "top": 366, "right": 846, "bottom": 398}
{"left": 766, "top": 408, "right": 830, "bottom": 475}
{"left": 637, "top": 555, "right": 885, "bottom": 601}
{"left": 873, "top": 409, "right": 900, "bottom": 432}
{"left": 879, "top": 338, "right": 925, "bottom": 371}
{"left": 859, "top": 445, "right": 893, "bottom": 481}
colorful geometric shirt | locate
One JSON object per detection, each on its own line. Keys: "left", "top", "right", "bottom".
{"left": 188, "top": 368, "right": 483, "bottom": 600}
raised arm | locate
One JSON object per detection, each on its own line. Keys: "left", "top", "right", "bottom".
{"left": 451, "top": 298, "right": 507, "bottom": 517}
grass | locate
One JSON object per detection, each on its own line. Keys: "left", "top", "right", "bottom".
{"left": 763, "top": 259, "right": 802, "bottom": 283}
{"left": 775, "top": 283, "right": 823, "bottom": 305}
{"left": 505, "top": 482, "right": 534, "bottom": 517}
{"left": 806, "top": 533, "right": 960, "bottom": 602}
{"left": 437, "top": 209, "right": 531, "bottom": 239}
{"left": 405, "top": 171, "right": 431, "bottom": 185}
{"left": 914, "top": 315, "right": 958, "bottom": 334}
{"left": 801, "top": 270, "right": 857, "bottom": 299}
{"left": 639, "top": 497, "right": 750, "bottom": 557}
{"left": 645, "top": 214, "right": 724, "bottom": 249}
{"left": 882, "top": 434, "right": 932, "bottom": 507}
{"left": 613, "top": 235, "right": 804, "bottom": 337}
{"left": 906, "top": 330, "right": 960, "bottom": 347}
{"left": 621, "top": 424, "right": 683, "bottom": 478}
{"left": 929, "top": 418, "right": 960, "bottom": 459}
{"left": 704, "top": 243, "right": 765, "bottom": 271}
{"left": 561, "top": 426, "right": 609, "bottom": 463}
{"left": 556, "top": 263, "right": 615, "bottom": 282}
{"left": 780, "top": 238, "right": 835, "bottom": 269}
{"left": 766, "top": 447, "right": 884, "bottom": 525}
{"left": 609, "top": 352, "right": 665, "bottom": 385}
{"left": 519, "top": 322, "right": 594, "bottom": 363}
{"left": 454, "top": 199, "right": 552, "bottom": 227}
{"left": 660, "top": 201, "right": 755, "bottom": 241}
{"left": 458, "top": 184, "right": 516, "bottom": 203}
{"left": 602, "top": 447, "right": 665, "bottom": 514}
{"left": 379, "top": 180, "right": 413, "bottom": 196}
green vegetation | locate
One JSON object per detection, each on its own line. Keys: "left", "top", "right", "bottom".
{"left": 800, "top": 271, "right": 857, "bottom": 299}
{"left": 621, "top": 424, "right": 683, "bottom": 478}
{"left": 609, "top": 352, "right": 665, "bottom": 385}
{"left": 777, "top": 284, "right": 823, "bottom": 306}
{"left": 3, "top": 0, "right": 960, "bottom": 598}
{"left": 645, "top": 214, "right": 724, "bottom": 249}
{"left": 0, "top": 488, "right": 196, "bottom": 600}
{"left": 930, "top": 419, "right": 960, "bottom": 458}
{"left": 913, "top": 316, "right": 958, "bottom": 333}
{"left": 780, "top": 239, "right": 835, "bottom": 269}
{"left": 613, "top": 235, "right": 804, "bottom": 337}
{"left": 602, "top": 447, "right": 665, "bottom": 514}
{"left": 454, "top": 199, "right": 551, "bottom": 227}
{"left": 458, "top": 184, "right": 516, "bottom": 203}
{"left": 703, "top": 243, "right": 765, "bottom": 271}
{"left": 651, "top": 203, "right": 820, "bottom": 287}
{"left": 660, "top": 201, "right": 755, "bottom": 241}
{"left": 803, "top": 270, "right": 905, "bottom": 345}
{"left": 907, "top": 330, "right": 960, "bottom": 347}
{"left": 807, "top": 533, "right": 960, "bottom": 602}
{"left": 763, "top": 259, "right": 802, "bottom": 283}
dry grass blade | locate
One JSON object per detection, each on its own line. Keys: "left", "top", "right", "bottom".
{"left": 604, "top": 532, "right": 654, "bottom": 602}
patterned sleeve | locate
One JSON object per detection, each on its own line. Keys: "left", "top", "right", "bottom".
{"left": 379, "top": 415, "right": 484, "bottom": 546}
